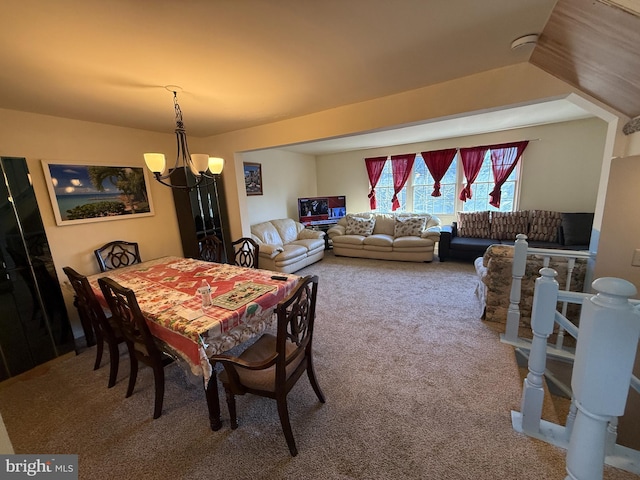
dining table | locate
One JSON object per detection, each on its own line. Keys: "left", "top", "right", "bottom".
{"left": 87, "top": 255, "right": 300, "bottom": 430}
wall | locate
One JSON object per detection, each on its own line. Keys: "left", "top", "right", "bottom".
{"left": 0, "top": 109, "right": 184, "bottom": 337}
{"left": 201, "top": 63, "right": 590, "bottom": 239}
{"left": 0, "top": 412, "right": 13, "bottom": 454}
{"left": 240, "top": 149, "right": 317, "bottom": 225}
{"left": 593, "top": 154, "right": 640, "bottom": 293}
{"left": 311, "top": 118, "right": 607, "bottom": 224}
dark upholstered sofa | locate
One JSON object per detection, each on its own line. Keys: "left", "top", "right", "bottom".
{"left": 438, "top": 210, "right": 593, "bottom": 262}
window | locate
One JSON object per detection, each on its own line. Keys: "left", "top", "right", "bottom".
{"left": 461, "top": 150, "right": 517, "bottom": 213}
{"left": 371, "top": 151, "right": 520, "bottom": 214}
{"left": 412, "top": 155, "right": 457, "bottom": 215}
{"left": 373, "top": 160, "right": 405, "bottom": 212}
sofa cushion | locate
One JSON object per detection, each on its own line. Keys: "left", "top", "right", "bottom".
{"left": 346, "top": 215, "right": 375, "bottom": 236}
{"left": 424, "top": 214, "right": 439, "bottom": 230}
{"left": 251, "top": 221, "right": 284, "bottom": 246}
{"left": 529, "top": 210, "right": 562, "bottom": 242}
{"left": 290, "top": 238, "right": 325, "bottom": 251}
{"left": 372, "top": 213, "right": 395, "bottom": 236}
{"left": 393, "top": 236, "right": 432, "bottom": 248}
{"left": 457, "top": 211, "right": 490, "bottom": 238}
{"left": 394, "top": 216, "right": 426, "bottom": 237}
{"left": 274, "top": 244, "right": 308, "bottom": 261}
{"left": 482, "top": 244, "right": 513, "bottom": 267}
{"left": 561, "top": 212, "right": 594, "bottom": 246}
{"left": 270, "top": 218, "right": 300, "bottom": 245}
{"left": 451, "top": 237, "right": 495, "bottom": 252}
{"left": 332, "top": 234, "right": 365, "bottom": 246}
{"left": 363, "top": 234, "right": 394, "bottom": 247}
{"left": 256, "top": 243, "right": 284, "bottom": 258}
{"left": 490, "top": 211, "right": 529, "bottom": 241}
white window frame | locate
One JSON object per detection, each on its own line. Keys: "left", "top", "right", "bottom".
{"left": 370, "top": 151, "right": 521, "bottom": 215}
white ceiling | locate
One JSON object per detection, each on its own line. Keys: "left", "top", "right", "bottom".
{"left": 2, "top": 0, "right": 561, "bottom": 139}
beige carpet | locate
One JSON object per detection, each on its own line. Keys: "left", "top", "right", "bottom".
{"left": 0, "top": 252, "right": 636, "bottom": 480}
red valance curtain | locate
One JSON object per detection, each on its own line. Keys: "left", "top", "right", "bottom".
{"left": 421, "top": 148, "right": 457, "bottom": 197}
{"left": 488, "top": 141, "right": 528, "bottom": 208}
{"left": 365, "top": 156, "right": 387, "bottom": 210}
{"left": 459, "top": 146, "right": 489, "bottom": 201}
{"left": 390, "top": 153, "right": 416, "bottom": 211}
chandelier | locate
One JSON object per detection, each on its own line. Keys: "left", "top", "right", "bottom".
{"left": 143, "top": 86, "right": 224, "bottom": 190}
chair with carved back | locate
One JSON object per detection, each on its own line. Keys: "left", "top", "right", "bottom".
{"left": 94, "top": 240, "right": 142, "bottom": 272}
{"left": 63, "top": 266, "right": 125, "bottom": 388}
{"left": 98, "top": 277, "right": 174, "bottom": 419}
{"left": 210, "top": 275, "right": 325, "bottom": 456}
{"left": 231, "top": 237, "right": 259, "bottom": 269}
{"left": 198, "top": 234, "right": 224, "bottom": 263}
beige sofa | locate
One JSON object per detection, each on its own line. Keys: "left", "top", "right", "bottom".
{"left": 250, "top": 218, "right": 326, "bottom": 274}
{"left": 326, "top": 212, "right": 441, "bottom": 262}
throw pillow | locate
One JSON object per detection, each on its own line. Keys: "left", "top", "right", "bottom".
{"left": 490, "top": 211, "right": 529, "bottom": 241}
{"left": 394, "top": 216, "right": 426, "bottom": 237}
{"left": 457, "top": 211, "right": 490, "bottom": 238}
{"left": 529, "top": 210, "right": 562, "bottom": 242}
{"left": 345, "top": 215, "right": 375, "bottom": 236}
{"left": 561, "top": 212, "right": 594, "bottom": 246}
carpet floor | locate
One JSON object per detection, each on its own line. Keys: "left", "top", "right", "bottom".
{"left": 0, "top": 252, "right": 636, "bottom": 479}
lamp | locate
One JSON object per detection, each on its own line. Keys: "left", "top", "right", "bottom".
{"left": 144, "top": 86, "right": 224, "bottom": 190}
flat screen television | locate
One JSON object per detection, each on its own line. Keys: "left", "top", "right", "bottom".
{"left": 298, "top": 195, "right": 346, "bottom": 226}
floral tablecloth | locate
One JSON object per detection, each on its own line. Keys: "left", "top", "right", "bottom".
{"left": 88, "top": 256, "right": 299, "bottom": 383}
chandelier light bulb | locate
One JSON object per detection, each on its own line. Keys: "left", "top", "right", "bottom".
{"left": 208, "top": 157, "right": 224, "bottom": 174}
{"left": 144, "top": 153, "right": 166, "bottom": 174}
{"left": 190, "top": 154, "right": 210, "bottom": 173}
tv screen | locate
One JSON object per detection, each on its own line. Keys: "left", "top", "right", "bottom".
{"left": 298, "top": 196, "right": 346, "bottom": 226}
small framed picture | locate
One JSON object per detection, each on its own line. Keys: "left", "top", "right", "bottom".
{"left": 243, "top": 162, "right": 263, "bottom": 196}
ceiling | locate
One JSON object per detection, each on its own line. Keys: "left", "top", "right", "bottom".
{"left": 1, "top": 0, "right": 638, "bottom": 154}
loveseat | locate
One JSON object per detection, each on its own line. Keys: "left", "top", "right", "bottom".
{"left": 475, "top": 244, "right": 588, "bottom": 334}
{"left": 326, "top": 212, "right": 441, "bottom": 262}
{"left": 439, "top": 210, "right": 594, "bottom": 262}
{"left": 250, "top": 218, "right": 326, "bottom": 273}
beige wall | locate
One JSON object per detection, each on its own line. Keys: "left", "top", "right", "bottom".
{"left": 0, "top": 110, "right": 184, "bottom": 276}
{"left": 307, "top": 118, "right": 606, "bottom": 224}
{"left": 0, "top": 412, "right": 13, "bottom": 454}
{"left": 241, "top": 149, "right": 317, "bottom": 225}
{"left": 593, "top": 154, "right": 640, "bottom": 295}
{"left": 0, "top": 109, "right": 184, "bottom": 336}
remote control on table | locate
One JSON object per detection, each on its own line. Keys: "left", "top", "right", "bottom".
{"left": 270, "top": 275, "right": 288, "bottom": 281}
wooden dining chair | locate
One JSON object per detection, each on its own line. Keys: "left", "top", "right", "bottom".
{"left": 211, "top": 275, "right": 325, "bottom": 456}
{"left": 63, "top": 266, "right": 125, "bottom": 388}
{"left": 94, "top": 240, "right": 141, "bottom": 272}
{"left": 198, "top": 234, "right": 224, "bottom": 263}
{"left": 98, "top": 277, "right": 174, "bottom": 419}
{"left": 231, "top": 237, "right": 259, "bottom": 269}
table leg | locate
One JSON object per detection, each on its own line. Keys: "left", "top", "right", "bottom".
{"left": 205, "top": 360, "right": 222, "bottom": 431}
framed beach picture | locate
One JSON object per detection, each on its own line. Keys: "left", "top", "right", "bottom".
{"left": 42, "top": 161, "right": 155, "bottom": 226}
{"left": 243, "top": 162, "right": 263, "bottom": 196}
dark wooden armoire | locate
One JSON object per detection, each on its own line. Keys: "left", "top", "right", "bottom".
{"left": 170, "top": 168, "right": 232, "bottom": 262}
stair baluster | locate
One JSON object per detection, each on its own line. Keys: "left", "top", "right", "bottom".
{"left": 520, "top": 267, "right": 559, "bottom": 434}
{"left": 564, "top": 277, "right": 639, "bottom": 480}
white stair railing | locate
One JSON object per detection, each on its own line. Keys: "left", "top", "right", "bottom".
{"left": 501, "top": 233, "right": 593, "bottom": 349}
{"left": 510, "top": 269, "right": 640, "bottom": 478}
